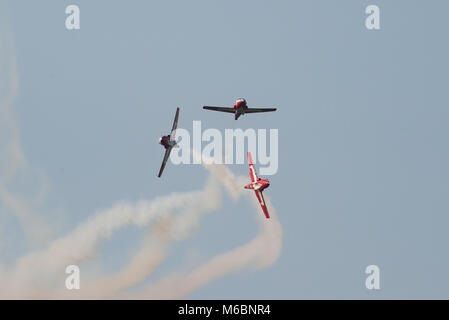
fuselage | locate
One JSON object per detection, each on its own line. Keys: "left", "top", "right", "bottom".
{"left": 233, "top": 98, "right": 248, "bottom": 113}
{"left": 159, "top": 135, "right": 176, "bottom": 149}
{"left": 244, "top": 178, "right": 270, "bottom": 191}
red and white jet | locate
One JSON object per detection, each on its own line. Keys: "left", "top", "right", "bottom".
{"left": 203, "top": 98, "right": 277, "bottom": 120}
{"left": 244, "top": 152, "right": 271, "bottom": 219}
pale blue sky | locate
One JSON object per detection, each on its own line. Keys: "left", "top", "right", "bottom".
{"left": 1, "top": 0, "right": 449, "bottom": 298}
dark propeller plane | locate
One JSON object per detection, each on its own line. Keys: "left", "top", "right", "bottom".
{"left": 203, "top": 98, "right": 277, "bottom": 120}
{"left": 157, "top": 107, "right": 179, "bottom": 178}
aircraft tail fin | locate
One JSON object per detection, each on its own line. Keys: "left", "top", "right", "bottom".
{"left": 247, "top": 152, "right": 254, "bottom": 165}
{"left": 235, "top": 112, "right": 241, "bottom": 120}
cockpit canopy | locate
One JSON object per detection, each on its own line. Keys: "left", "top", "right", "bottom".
{"left": 236, "top": 98, "right": 246, "bottom": 104}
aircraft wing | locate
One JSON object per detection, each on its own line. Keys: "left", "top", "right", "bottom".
{"left": 245, "top": 107, "right": 277, "bottom": 113}
{"left": 247, "top": 152, "right": 258, "bottom": 183}
{"left": 203, "top": 106, "right": 236, "bottom": 113}
{"left": 157, "top": 146, "right": 173, "bottom": 178}
{"left": 170, "top": 107, "right": 180, "bottom": 140}
{"left": 254, "top": 190, "right": 270, "bottom": 219}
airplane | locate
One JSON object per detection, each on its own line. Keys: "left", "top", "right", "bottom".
{"left": 244, "top": 152, "right": 271, "bottom": 219}
{"left": 203, "top": 98, "right": 277, "bottom": 120}
{"left": 157, "top": 107, "right": 179, "bottom": 178}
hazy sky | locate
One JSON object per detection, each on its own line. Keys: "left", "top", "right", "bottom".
{"left": 1, "top": 0, "right": 449, "bottom": 299}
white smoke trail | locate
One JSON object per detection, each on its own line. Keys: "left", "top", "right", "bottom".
{"left": 0, "top": 140, "right": 282, "bottom": 299}
{"left": 57, "top": 159, "right": 242, "bottom": 299}
{"left": 0, "top": 176, "right": 221, "bottom": 299}
{"left": 0, "top": 29, "right": 52, "bottom": 246}
{"left": 64, "top": 209, "right": 204, "bottom": 299}
{"left": 0, "top": 185, "right": 52, "bottom": 246}
{"left": 63, "top": 154, "right": 281, "bottom": 300}
{"left": 102, "top": 154, "right": 282, "bottom": 299}
{"left": 128, "top": 194, "right": 282, "bottom": 299}
{"left": 125, "top": 152, "right": 283, "bottom": 299}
